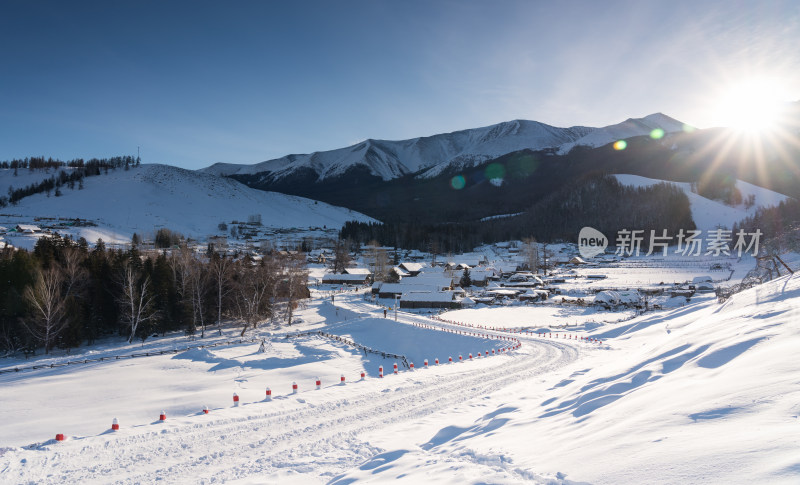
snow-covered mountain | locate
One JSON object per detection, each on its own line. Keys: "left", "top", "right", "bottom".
{"left": 203, "top": 113, "right": 686, "bottom": 182}
{"left": 0, "top": 164, "right": 375, "bottom": 245}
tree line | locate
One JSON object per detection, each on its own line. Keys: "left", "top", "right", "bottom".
{"left": 0, "top": 233, "right": 309, "bottom": 355}
{"left": 0, "top": 155, "right": 141, "bottom": 208}
{"left": 340, "top": 174, "right": 695, "bottom": 253}
{"left": 734, "top": 198, "right": 800, "bottom": 254}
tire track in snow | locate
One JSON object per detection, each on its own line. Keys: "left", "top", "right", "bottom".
{"left": 4, "top": 301, "right": 581, "bottom": 483}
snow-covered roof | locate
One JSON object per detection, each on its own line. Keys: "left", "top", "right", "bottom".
{"left": 15, "top": 224, "right": 41, "bottom": 232}
{"left": 401, "top": 291, "right": 458, "bottom": 302}
{"left": 344, "top": 267, "right": 372, "bottom": 275}
{"left": 486, "top": 289, "right": 522, "bottom": 296}
{"left": 595, "top": 290, "right": 641, "bottom": 305}
{"left": 468, "top": 269, "right": 493, "bottom": 281}
{"left": 403, "top": 274, "right": 454, "bottom": 288}
{"left": 378, "top": 283, "right": 448, "bottom": 293}
{"left": 399, "top": 262, "right": 425, "bottom": 273}
{"left": 322, "top": 273, "right": 370, "bottom": 282}
{"left": 392, "top": 266, "right": 410, "bottom": 277}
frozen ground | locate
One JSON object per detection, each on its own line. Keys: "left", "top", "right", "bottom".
{"left": 1, "top": 273, "right": 799, "bottom": 483}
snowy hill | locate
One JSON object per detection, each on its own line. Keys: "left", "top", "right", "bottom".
{"left": 203, "top": 113, "right": 685, "bottom": 182}
{"left": 0, "top": 164, "right": 375, "bottom": 245}
{"left": 614, "top": 174, "right": 791, "bottom": 232}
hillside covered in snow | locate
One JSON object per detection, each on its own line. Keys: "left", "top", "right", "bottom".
{"left": 0, "top": 164, "right": 375, "bottom": 246}
{"left": 614, "top": 174, "right": 791, "bottom": 232}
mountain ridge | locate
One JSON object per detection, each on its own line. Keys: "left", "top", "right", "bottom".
{"left": 201, "top": 113, "right": 686, "bottom": 182}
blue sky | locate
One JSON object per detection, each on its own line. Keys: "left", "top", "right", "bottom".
{"left": 1, "top": 0, "right": 798, "bottom": 170}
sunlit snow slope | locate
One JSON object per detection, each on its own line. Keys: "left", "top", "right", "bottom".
{"left": 2, "top": 164, "right": 375, "bottom": 241}
{"left": 615, "top": 173, "right": 790, "bottom": 232}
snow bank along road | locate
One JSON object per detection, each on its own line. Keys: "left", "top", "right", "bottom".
{"left": 0, "top": 294, "right": 584, "bottom": 483}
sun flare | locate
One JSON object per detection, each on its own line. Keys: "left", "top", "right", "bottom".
{"left": 715, "top": 78, "right": 789, "bottom": 133}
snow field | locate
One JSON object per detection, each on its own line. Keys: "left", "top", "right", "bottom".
{"left": 0, "top": 293, "right": 542, "bottom": 449}
{"left": 0, "top": 337, "right": 579, "bottom": 483}
{"left": 3, "top": 273, "right": 800, "bottom": 483}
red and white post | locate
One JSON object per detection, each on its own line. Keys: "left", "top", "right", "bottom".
{"left": 315, "top": 377, "right": 321, "bottom": 390}
{"left": 111, "top": 418, "right": 120, "bottom": 430}
{"left": 265, "top": 387, "right": 272, "bottom": 401}
{"left": 233, "top": 392, "right": 239, "bottom": 407}
{"left": 292, "top": 382, "right": 298, "bottom": 394}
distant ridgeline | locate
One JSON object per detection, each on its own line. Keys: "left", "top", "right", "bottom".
{"left": 229, "top": 125, "right": 800, "bottom": 251}
{"left": 0, "top": 155, "right": 140, "bottom": 208}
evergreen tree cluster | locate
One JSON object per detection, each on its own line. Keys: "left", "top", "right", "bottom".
{"left": 340, "top": 174, "right": 695, "bottom": 252}
{"left": 0, "top": 155, "right": 141, "bottom": 208}
{"left": 0, "top": 234, "right": 308, "bottom": 355}
{"left": 734, "top": 198, "right": 800, "bottom": 252}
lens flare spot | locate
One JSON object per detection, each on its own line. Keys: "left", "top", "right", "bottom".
{"left": 485, "top": 163, "right": 505, "bottom": 180}
{"left": 682, "top": 124, "right": 696, "bottom": 133}
{"left": 613, "top": 140, "right": 627, "bottom": 150}
{"left": 649, "top": 128, "right": 665, "bottom": 139}
{"left": 450, "top": 174, "right": 466, "bottom": 190}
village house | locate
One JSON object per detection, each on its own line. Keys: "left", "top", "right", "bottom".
{"left": 399, "top": 289, "right": 466, "bottom": 309}
{"left": 398, "top": 262, "right": 425, "bottom": 276}
{"left": 15, "top": 224, "right": 41, "bottom": 233}
{"left": 322, "top": 272, "right": 371, "bottom": 285}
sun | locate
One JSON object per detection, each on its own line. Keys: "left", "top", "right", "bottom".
{"left": 714, "top": 77, "right": 788, "bottom": 133}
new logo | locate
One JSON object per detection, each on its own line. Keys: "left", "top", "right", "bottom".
{"left": 578, "top": 227, "right": 607, "bottom": 259}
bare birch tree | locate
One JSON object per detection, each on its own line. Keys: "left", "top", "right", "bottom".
{"left": 188, "top": 256, "right": 211, "bottom": 337}
{"left": 282, "top": 252, "right": 308, "bottom": 325}
{"left": 118, "top": 264, "right": 157, "bottom": 343}
{"left": 62, "top": 246, "right": 87, "bottom": 297}
{"left": 210, "top": 254, "right": 233, "bottom": 336}
{"left": 233, "top": 260, "right": 272, "bottom": 337}
{"left": 522, "top": 237, "right": 539, "bottom": 273}
{"left": 23, "top": 266, "right": 67, "bottom": 353}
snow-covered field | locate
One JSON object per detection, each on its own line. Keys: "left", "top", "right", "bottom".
{"left": 2, "top": 271, "right": 799, "bottom": 484}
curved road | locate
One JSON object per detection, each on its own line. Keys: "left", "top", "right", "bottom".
{"left": 0, "top": 292, "right": 582, "bottom": 484}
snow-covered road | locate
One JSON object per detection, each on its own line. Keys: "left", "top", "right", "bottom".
{"left": 1, "top": 294, "right": 582, "bottom": 484}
